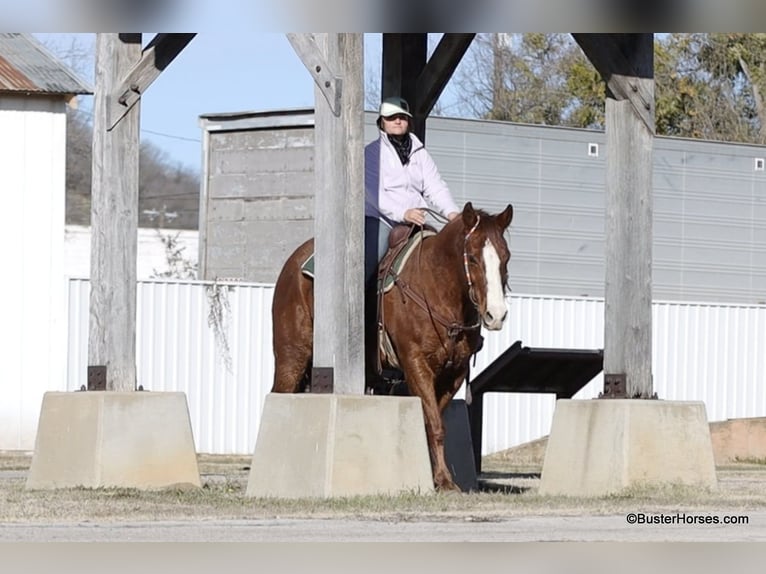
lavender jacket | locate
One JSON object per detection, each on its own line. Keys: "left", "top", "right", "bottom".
{"left": 364, "top": 130, "right": 459, "bottom": 227}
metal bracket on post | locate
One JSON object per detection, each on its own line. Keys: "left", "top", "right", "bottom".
{"left": 311, "top": 367, "right": 334, "bottom": 394}
{"left": 599, "top": 373, "right": 626, "bottom": 399}
{"left": 286, "top": 33, "right": 343, "bottom": 116}
{"left": 87, "top": 366, "right": 107, "bottom": 391}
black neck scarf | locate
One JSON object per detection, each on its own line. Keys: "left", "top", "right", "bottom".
{"left": 387, "top": 133, "right": 412, "bottom": 165}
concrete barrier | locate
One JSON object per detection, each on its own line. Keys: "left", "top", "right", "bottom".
{"left": 539, "top": 399, "right": 717, "bottom": 496}
{"left": 246, "top": 393, "right": 434, "bottom": 498}
{"left": 26, "top": 392, "right": 200, "bottom": 490}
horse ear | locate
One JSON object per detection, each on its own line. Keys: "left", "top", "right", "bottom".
{"left": 497, "top": 204, "right": 513, "bottom": 230}
{"left": 462, "top": 202, "right": 478, "bottom": 228}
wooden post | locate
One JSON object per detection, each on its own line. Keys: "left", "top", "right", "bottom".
{"left": 604, "top": 96, "right": 654, "bottom": 398}
{"left": 291, "top": 34, "right": 365, "bottom": 394}
{"left": 574, "top": 33, "right": 655, "bottom": 398}
{"left": 89, "top": 33, "right": 142, "bottom": 391}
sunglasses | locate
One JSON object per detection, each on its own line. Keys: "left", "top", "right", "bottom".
{"left": 382, "top": 114, "right": 410, "bottom": 122}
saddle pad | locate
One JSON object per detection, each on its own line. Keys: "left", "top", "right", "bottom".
{"left": 378, "top": 229, "right": 436, "bottom": 293}
{"left": 300, "top": 229, "right": 435, "bottom": 283}
{"left": 301, "top": 253, "right": 314, "bottom": 278}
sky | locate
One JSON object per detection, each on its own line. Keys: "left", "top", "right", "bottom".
{"left": 34, "top": 33, "right": 467, "bottom": 175}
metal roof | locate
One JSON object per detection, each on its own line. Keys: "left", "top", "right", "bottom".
{"left": 0, "top": 33, "right": 92, "bottom": 96}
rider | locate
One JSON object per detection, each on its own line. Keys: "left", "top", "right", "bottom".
{"left": 364, "top": 96, "right": 461, "bottom": 287}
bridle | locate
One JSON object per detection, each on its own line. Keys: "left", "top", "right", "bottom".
{"left": 389, "top": 210, "right": 484, "bottom": 368}
{"left": 424, "top": 208, "right": 483, "bottom": 314}
{"left": 462, "top": 216, "right": 482, "bottom": 309}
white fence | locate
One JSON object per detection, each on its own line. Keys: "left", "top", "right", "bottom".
{"left": 66, "top": 279, "right": 766, "bottom": 456}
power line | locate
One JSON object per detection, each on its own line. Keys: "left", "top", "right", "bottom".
{"left": 71, "top": 107, "right": 201, "bottom": 143}
{"left": 141, "top": 129, "right": 200, "bottom": 143}
{"left": 141, "top": 194, "right": 200, "bottom": 200}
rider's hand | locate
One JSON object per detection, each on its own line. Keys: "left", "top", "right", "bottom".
{"left": 403, "top": 208, "right": 426, "bottom": 226}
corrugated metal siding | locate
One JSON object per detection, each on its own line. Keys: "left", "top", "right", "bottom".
{"left": 471, "top": 294, "right": 606, "bottom": 454}
{"left": 67, "top": 279, "right": 275, "bottom": 455}
{"left": 652, "top": 137, "right": 766, "bottom": 303}
{"left": 0, "top": 54, "right": 36, "bottom": 91}
{"left": 419, "top": 115, "right": 766, "bottom": 305}
{"left": 476, "top": 296, "right": 766, "bottom": 455}
{"left": 0, "top": 104, "right": 68, "bottom": 450}
{"left": 652, "top": 300, "right": 766, "bottom": 419}
{"left": 66, "top": 280, "right": 766, "bottom": 456}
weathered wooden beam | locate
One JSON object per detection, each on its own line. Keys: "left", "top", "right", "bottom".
{"left": 304, "top": 34, "right": 365, "bottom": 394}
{"left": 415, "top": 33, "right": 475, "bottom": 117}
{"left": 577, "top": 33, "right": 656, "bottom": 399}
{"left": 382, "top": 34, "right": 427, "bottom": 141}
{"left": 108, "top": 33, "right": 196, "bottom": 130}
{"left": 287, "top": 33, "right": 342, "bottom": 116}
{"left": 89, "top": 33, "right": 142, "bottom": 392}
{"left": 603, "top": 98, "right": 654, "bottom": 398}
{"left": 572, "top": 33, "right": 655, "bottom": 133}
{"left": 381, "top": 34, "right": 426, "bottom": 102}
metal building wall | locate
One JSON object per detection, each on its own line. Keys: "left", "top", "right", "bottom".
{"left": 420, "top": 118, "right": 607, "bottom": 299}
{"left": 0, "top": 96, "right": 68, "bottom": 451}
{"left": 202, "top": 109, "right": 765, "bottom": 304}
{"left": 420, "top": 116, "right": 766, "bottom": 305}
{"left": 66, "top": 280, "right": 766, "bottom": 456}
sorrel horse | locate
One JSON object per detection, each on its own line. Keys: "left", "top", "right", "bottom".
{"left": 270, "top": 202, "right": 514, "bottom": 491}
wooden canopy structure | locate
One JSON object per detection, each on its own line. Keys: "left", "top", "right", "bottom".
{"left": 88, "top": 33, "right": 654, "bottom": 401}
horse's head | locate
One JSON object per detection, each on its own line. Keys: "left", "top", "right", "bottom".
{"left": 460, "top": 202, "right": 513, "bottom": 330}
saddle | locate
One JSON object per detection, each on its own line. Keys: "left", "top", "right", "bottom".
{"left": 377, "top": 223, "right": 436, "bottom": 293}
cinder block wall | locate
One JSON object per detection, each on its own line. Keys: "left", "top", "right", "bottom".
{"left": 199, "top": 111, "right": 315, "bottom": 283}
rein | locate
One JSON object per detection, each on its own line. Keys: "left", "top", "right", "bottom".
{"left": 421, "top": 208, "right": 482, "bottom": 314}
{"left": 393, "top": 213, "right": 484, "bottom": 369}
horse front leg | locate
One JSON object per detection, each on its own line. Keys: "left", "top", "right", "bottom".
{"left": 400, "top": 356, "right": 460, "bottom": 492}
{"left": 436, "top": 367, "right": 470, "bottom": 413}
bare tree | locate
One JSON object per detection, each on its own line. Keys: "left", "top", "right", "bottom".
{"left": 40, "top": 34, "right": 201, "bottom": 229}
{"left": 364, "top": 34, "right": 449, "bottom": 117}
{"left": 451, "top": 34, "right": 596, "bottom": 127}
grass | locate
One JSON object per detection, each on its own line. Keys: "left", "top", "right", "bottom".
{"left": 1, "top": 452, "right": 765, "bottom": 523}
{"left": 732, "top": 456, "right": 766, "bottom": 465}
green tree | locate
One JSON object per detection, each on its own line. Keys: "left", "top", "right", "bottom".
{"left": 452, "top": 33, "right": 605, "bottom": 129}
{"left": 452, "top": 33, "right": 766, "bottom": 145}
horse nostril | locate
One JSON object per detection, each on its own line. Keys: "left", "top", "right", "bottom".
{"left": 501, "top": 310, "right": 508, "bottom": 322}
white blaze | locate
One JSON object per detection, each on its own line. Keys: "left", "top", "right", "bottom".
{"left": 482, "top": 240, "right": 507, "bottom": 330}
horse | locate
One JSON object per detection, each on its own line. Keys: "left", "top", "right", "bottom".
{"left": 270, "top": 201, "right": 514, "bottom": 491}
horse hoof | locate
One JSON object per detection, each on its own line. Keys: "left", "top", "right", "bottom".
{"left": 436, "top": 480, "right": 462, "bottom": 493}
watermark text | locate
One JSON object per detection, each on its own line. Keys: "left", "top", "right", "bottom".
{"left": 626, "top": 512, "right": 749, "bottom": 526}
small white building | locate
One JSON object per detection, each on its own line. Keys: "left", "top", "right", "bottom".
{"left": 0, "top": 33, "right": 92, "bottom": 450}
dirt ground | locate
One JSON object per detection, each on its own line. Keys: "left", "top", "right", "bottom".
{"left": 1, "top": 448, "right": 765, "bottom": 540}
